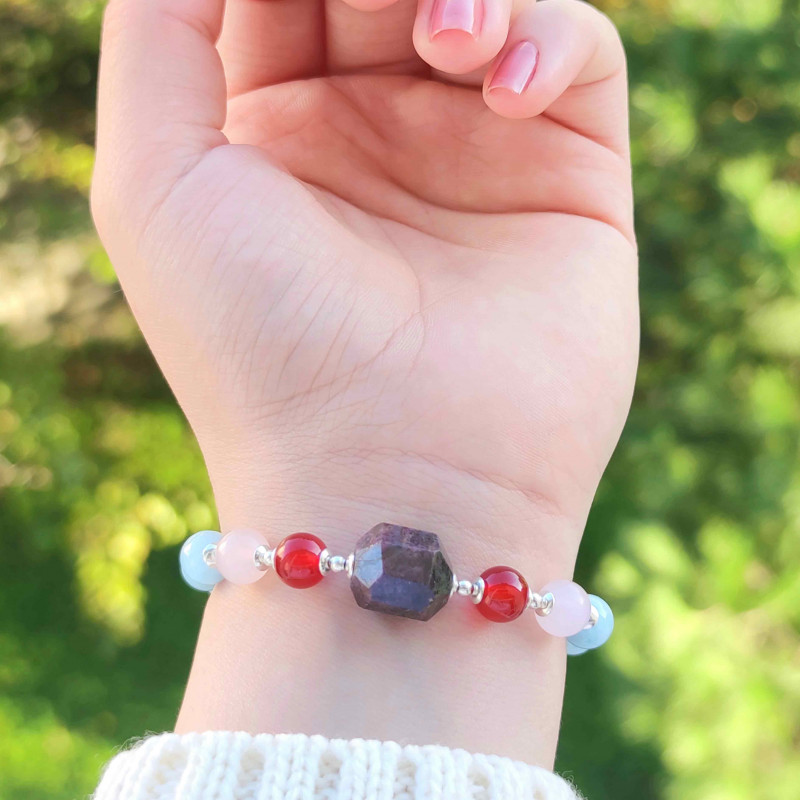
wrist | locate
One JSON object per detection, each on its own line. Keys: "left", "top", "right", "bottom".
{"left": 201, "top": 428, "right": 590, "bottom": 577}
{"left": 175, "top": 445, "right": 592, "bottom": 768}
{"left": 177, "top": 564, "right": 569, "bottom": 767}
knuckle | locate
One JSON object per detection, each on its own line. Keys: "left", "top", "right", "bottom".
{"left": 596, "top": 10, "right": 625, "bottom": 52}
{"left": 576, "top": 1, "right": 625, "bottom": 53}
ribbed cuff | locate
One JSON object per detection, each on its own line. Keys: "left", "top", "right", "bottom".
{"left": 93, "top": 732, "right": 583, "bottom": 800}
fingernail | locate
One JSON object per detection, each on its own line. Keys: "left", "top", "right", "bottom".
{"left": 430, "top": 0, "right": 482, "bottom": 38}
{"left": 488, "top": 41, "right": 539, "bottom": 94}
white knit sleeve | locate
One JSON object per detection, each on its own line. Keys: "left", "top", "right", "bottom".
{"left": 92, "top": 732, "right": 583, "bottom": 800}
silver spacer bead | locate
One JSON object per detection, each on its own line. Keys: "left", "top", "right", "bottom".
{"left": 528, "top": 590, "right": 554, "bottom": 616}
{"left": 451, "top": 573, "right": 459, "bottom": 596}
{"left": 455, "top": 579, "right": 476, "bottom": 598}
{"left": 471, "top": 577, "right": 485, "bottom": 605}
{"left": 325, "top": 554, "right": 348, "bottom": 574}
{"left": 202, "top": 544, "right": 217, "bottom": 567}
{"left": 319, "top": 548, "right": 331, "bottom": 575}
{"left": 584, "top": 603, "right": 599, "bottom": 629}
{"left": 254, "top": 545, "right": 274, "bottom": 571}
{"left": 344, "top": 553, "right": 355, "bottom": 578}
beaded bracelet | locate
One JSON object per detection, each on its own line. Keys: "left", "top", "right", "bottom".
{"left": 180, "top": 522, "right": 613, "bottom": 655}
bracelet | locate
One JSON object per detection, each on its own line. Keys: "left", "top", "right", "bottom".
{"left": 179, "top": 522, "right": 613, "bottom": 655}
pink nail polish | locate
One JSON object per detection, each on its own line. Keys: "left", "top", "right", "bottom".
{"left": 488, "top": 41, "right": 539, "bottom": 94}
{"left": 430, "top": 0, "right": 482, "bottom": 38}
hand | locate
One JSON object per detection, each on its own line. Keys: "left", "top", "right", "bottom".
{"left": 92, "top": 0, "right": 638, "bottom": 767}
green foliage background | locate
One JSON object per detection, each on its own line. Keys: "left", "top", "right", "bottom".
{"left": 1, "top": 0, "right": 798, "bottom": 797}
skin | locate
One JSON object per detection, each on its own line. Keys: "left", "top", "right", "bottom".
{"left": 92, "top": 0, "right": 638, "bottom": 769}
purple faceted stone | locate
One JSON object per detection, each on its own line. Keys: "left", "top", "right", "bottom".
{"left": 349, "top": 523, "right": 454, "bottom": 621}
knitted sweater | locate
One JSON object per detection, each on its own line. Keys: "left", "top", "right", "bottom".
{"left": 92, "top": 732, "right": 582, "bottom": 800}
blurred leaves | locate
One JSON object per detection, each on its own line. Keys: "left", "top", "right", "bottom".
{"left": 1, "top": 0, "right": 799, "bottom": 798}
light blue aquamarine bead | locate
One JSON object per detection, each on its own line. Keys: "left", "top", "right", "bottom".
{"left": 566, "top": 594, "right": 614, "bottom": 654}
{"left": 180, "top": 530, "right": 223, "bottom": 592}
{"left": 566, "top": 641, "right": 589, "bottom": 656}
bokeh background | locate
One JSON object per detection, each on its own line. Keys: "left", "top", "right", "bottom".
{"left": 1, "top": 0, "right": 799, "bottom": 797}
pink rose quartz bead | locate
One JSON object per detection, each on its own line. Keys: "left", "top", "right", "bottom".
{"left": 215, "top": 529, "right": 269, "bottom": 585}
{"left": 535, "top": 580, "right": 592, "bottom": 637}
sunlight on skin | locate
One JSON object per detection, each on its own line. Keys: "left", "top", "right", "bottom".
{"left": 92, "top": 0, "right": 638, "bottom": 768}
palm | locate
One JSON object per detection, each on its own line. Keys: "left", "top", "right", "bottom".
{"left": 96, "top": 0, "right": 638, "bottom": 558}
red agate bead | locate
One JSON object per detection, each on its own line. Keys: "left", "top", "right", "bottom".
{"left": 274, "top": 533, "right": 327, "bottom": 588}
{"left": 476, "top": 566, "right": 529, "bottom": 622}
